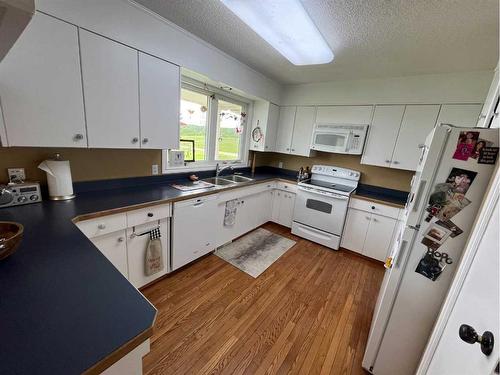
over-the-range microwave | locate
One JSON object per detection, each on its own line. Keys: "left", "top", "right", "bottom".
{"left": 310, "top": 124, "right": 369, "bottom": 155}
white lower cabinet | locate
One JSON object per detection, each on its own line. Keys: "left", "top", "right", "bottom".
{"left": 127, "top": 219, "right": 170, "bottom": 288}
{"left": 172, "top": 195, "right": 218, "bottom": 271}
{"left": 341, "top": 198, "right": 402, "bottom": 262}
{"left": 90, "top": 230, "right": 128, "bottom": 278}
{"left": 271, "top": 190, "right": 296, "bottom": 228}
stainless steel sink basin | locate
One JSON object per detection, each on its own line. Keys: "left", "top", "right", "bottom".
{"left": 202, "top": 177, "right": 236, "bottom": 186}
{"left": 221, "top": 175, "right": 254, "bottom": 183}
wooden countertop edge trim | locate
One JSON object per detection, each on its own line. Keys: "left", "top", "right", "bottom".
{"left": 82, "top": 323, "right": 154, "bottom": 375}
{"left": 351, "top": 193, "right": 405, "bottom": 209}
{"left": 72, "top": 178, "right": 296, "bottom": 222}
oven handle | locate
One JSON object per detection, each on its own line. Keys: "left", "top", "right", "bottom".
{"left": 297, "top": 186, "right": 349, "bottom": 200}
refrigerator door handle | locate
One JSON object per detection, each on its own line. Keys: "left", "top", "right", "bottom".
{"left": 395, "top": 240, "right": 408, "bottom": 268}
{"left": 412, "top": 180, "right": 427, "bottom": 212}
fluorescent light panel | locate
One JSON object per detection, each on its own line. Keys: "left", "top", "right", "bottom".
{"left": 220, "top": 0, "right": 333, "bottom": 66}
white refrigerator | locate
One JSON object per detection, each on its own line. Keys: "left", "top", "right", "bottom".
{"left": 362, "top": 124, "right": 499, "bottom": 374}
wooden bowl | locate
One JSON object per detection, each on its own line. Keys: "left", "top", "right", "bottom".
{"left": 0, "top": 222, "right": 24, "bottom": 260}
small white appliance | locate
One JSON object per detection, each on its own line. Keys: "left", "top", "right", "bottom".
{"left": 292, "top": 165, "right": 360, "bottom": 249}
{"left": 0, "top": 182, "right": 41, "bottom": 208}
{"left": 362, "top": 124, "right": 499, "bottom": 375}
{"left": 310, "top": 124, "right": 368, "bottom": 154}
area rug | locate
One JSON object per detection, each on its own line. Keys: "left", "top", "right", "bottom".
{"left": 215, "top": 228, "right": 296, "bottom": 278}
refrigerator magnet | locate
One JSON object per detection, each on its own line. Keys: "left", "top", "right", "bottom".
{"left": 478, "top": 147, "right": 499, "bottom": 165}
{"left": 452, "top": 131, "right": 480, "bottom": 161}
{"left": 435, "top": 219, "right": 463, "bottom": 238}
{"left": 415, "top": 249, "right": 453, "bottom": 281}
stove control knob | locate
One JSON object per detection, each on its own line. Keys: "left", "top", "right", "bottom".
{"left": 17, "top": 196, "right": 27, "bottom": 203}
{"left": 30, "top": 195, "right": 38, "bottom": 201}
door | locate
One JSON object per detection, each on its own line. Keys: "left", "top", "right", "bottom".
{"left": 361, "top": 105, "right": 405, "bottom": 167}
{"left": 264, "top": 103, "right": 279, "bottom": 151}
{"left": 138, "top": 52, "right": 180, "bottom": 149}
{"left": 278, "top": 192, "right": 296, "bottom": 228}
{"left": 363, "top": 214, "right": 397, "bottom": 261}
{"left": 315, "top": 105, "right": 373, "bottom": 124}
{"left": 422, "top": 200, "right": 499, "bottom": 374}
{"left": 127, "top": 219, "right": 169, "bottom": 288}
{"left": 0, "top": 12, "right": 87, "bottom": 147}
{"left": 341, "top": 208, "right": 369, "bottom": 254}
{"left": 172, "top": 196, "right": 218, "bottom": 270}
{"left": 290, "top": 106, "right": 316, "bottom": 156}
{"left": 436, "top": 104, "right": 482, "bottom": 128}
{"left": 91, "top": 230, "right": 128, "bottom": 278}
{"left": 79, "top": 29, "right": 140, "bottom": 148}
{"left": 391, "top": 105, "right": 440, "bottom": 170}
{"left": 294, "top": 187, "right": 349, "bottom": 235}
{"left": 249, "top": 100, "right": 269, "bottom": 151}
{"left": 275, "top": 106, "right": 296, "bottom": 153}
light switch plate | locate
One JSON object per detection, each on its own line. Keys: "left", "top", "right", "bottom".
{"left": 278, "top": 161, "right": 283, "bottom": 168}
{"left": 151, "top": 164, "right": 159, "bottom": 175}
{"left": 8, "top": 168, "right": 26, "bottom": 182}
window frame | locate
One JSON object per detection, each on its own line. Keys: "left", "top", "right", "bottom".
{"left": 162, "top": 80, "right": 251, "bottom": 174}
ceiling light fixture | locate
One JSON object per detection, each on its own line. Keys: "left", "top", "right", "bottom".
{"left": 220, "top": 0, "right": 333, "bottom": 66}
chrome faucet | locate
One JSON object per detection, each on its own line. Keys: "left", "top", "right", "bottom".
{"left": 215, "top": 163, "right": 234, "bottom": 177}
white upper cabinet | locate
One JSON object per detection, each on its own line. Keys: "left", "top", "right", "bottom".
{"left": 275, "top": 106, "right": 296, "bottom": 153}
{"left": 138, "top": 52, "right": 180, "bottom": 149}
{"left": 436, "top": 104, "right": 482, "bottom": 128}
{"left": 0, "top": 13, "right": 87, "bottom": 147}
{"left": 0, "top": 99, "right": 7, "bottom": 147}
{"left": 250, "top": 101, "right": 279, "bottom": 151}
{"left": 290, "top": 106, "right": 316, "bottom": 156}
{"left": 391, "top": 105, "right": 440, "bottom": 171}
{"left": 79, "top": 29, "right": 140, "bottom": 148}
{"left": 361, "top": 105, "right": 405, "bottom": 168}
{"left": 315, "top": 105, "right": 373, "bottom": 124}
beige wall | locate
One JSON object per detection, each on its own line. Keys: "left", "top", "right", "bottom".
{"left": 255, "top": 151, "right": 414, "bottom": 192}
{"left": 0, "top": 147, "right": 161, "bottom": 184}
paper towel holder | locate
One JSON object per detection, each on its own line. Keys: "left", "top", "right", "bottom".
{"left": 38, "top": 153, "right": 76, "bottom": 201}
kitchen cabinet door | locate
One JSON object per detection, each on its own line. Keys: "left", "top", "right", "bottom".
{"left": 0, "top": 99, "right": 7, "bottom": 147}
{"left": 341, "top": 208, "right": 370, "bottom": 254}
{"left": 316, "top": 105, "right": 373, "bottom": 125}
{"left": 436, "top": 104, "right": 482, "bottom": 128}
{"left": 361, "top": 105, "right": 405, "bottom": 167}
{"left": 290, "top": 106, "right": 316, "bottom": 156}
{"left": 391, "top": 105, "right": 440, "bottom": 171}
{"left": 127, "top": 219, "right": 169, "bottom": 288}
{"left": 265, "top": 103, "right": 279, "bottom": 151}
{"left": 91, "top": 230, "right": 128, "bottom": 278}
{"left": 172, "top": 196, "right": 218, "bottom": 270}
{"left": 278, "top": 192, "right": 296, "bottom": 228}
{"left": 0, "top": 12, "right": 87, "bottom": 147}
{"left": 275, "top": 106, "right": 296, "bottom": 153}
{"left": 139, "top": 52, "right": 180, "bottom": 149}
{"left": 79, "top": 29, "right": 140, "bottom": 148}
{"left": 250, "top": 101, "right": 278, "bottom": 151}
{"left": 363, "top": 214, "right": 397, "bottom": 262}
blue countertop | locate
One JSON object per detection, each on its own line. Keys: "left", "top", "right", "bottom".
{"left": 0, "top": 166, "right": 405, "bottom": 374}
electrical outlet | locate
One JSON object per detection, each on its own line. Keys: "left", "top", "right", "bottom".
{"left": 151, "top": 164, "right": 159, "bottom": 175}
{"left": 7, "top": 168, "right": 26, "bottom": 182}
{"left": 278, "top": 161, "right": 283, "bottom": 169}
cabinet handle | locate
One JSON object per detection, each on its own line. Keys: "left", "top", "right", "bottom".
{"left": 117, "top": 237, "right": 124, "bottom": 243}
{"left": 286, "top": 148, "right": 290, "bottom": 151}
{"left": 393, "top": 161, "right": 400, "bottom": 165}
{"left": 132, "top": 137, "right": 139, "bottom": 144}
{"left": 205, "top": 242, "right": 210, "bottom": 246}
{"left": 142, "top": 138, "right": 149, "bottom": 144}
{"left": 371, "top": 206, "right": 375, "bottom": 210}
{"left": 97, "top": 224, "right": 106, "bottom": 230}
{"left": 385, "top": 159, "right": 391, "bottom": 163}
{"left": 147, "top": 212, "right": 154, "bottom": 217}
{"left": 365, "top": 216, "right": 371, "bottom": 220}
{"left": 373, "top": 218, "right": 378, "bottom": 222}
{"left": 291, "top": 148, "right": 295, "bottom": 152}
{"left": 73, "top": 133, "right": 84, "bottom": 141}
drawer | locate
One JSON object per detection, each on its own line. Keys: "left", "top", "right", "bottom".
{"left": 349, "top": 198, "right": 401, "bottom": 219}
{"left": 275, "top": 181, "right": 297, "bottom": 193}
{"left": 127, "top": 203, "right": 172, "bottom": 227}
{"left": 76, "top": 213, "right": 127, "bottom": 238}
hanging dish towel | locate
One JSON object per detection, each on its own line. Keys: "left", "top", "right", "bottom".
{"left": 145, "top": 228, "right": 164, "bottom": 276}
{"left": 224, "top": 199, "right": 238, "bottom": 226}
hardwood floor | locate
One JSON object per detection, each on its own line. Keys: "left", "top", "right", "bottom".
{"left": 142, "top": 222, "right": 384, "bottom": 375}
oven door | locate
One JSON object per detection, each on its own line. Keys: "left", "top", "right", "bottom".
{"left": 293, "top": 186, "right": 349, "bottom": 235}
{"left": 311, "top": 129, "right": 351, "bottom": 153}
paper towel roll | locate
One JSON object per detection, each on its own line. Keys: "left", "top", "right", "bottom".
{"left": 38, "top": 155, "right": 75, "bottom": 200}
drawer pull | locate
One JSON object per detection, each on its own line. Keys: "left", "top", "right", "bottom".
{"left": 117, "top": 237, "right": 124, "bottom": 243}
{"left": 371, "top": 206, "right": 375, "bottom": 210}
{"left": 97, "top": 224, "right": 106, "bottom": 230}
{"left": 147, "top": 213, "right": 154, "bottom": 218}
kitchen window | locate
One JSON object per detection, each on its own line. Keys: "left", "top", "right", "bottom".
{"left": 163, "top": 82, "right": 249, "bottom": 172}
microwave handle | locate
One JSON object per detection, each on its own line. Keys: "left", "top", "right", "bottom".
{"left": 345, "top": 131, "right": 353, "bottom": 152}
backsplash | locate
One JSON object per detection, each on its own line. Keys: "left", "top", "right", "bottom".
{"left": 255, "top": 151, "right": 414, "bottom": 192}
{"left": 0, "top": 147, "right": 162, "bottom": 184}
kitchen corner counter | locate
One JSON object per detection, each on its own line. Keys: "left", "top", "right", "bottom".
{"left": 0, "top": 168, "right": 296, "bottom": 374}
{"left": 353, "top": 184, "right": 409, "bottom": 208}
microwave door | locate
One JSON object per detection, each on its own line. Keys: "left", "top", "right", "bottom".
{"left": 313, "top": 129, "right": 350, "bottom": 152}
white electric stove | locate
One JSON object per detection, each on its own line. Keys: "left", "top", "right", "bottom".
{"left": 292, "top": 165, "right": 360, "bottom": 250}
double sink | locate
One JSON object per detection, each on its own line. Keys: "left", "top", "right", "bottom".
{"left": 202, "top": 174, "right": 254, "bottom": 186}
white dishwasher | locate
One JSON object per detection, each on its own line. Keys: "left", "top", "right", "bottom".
{"left": 172, "top": 194, "right": 219, "bottom": 270}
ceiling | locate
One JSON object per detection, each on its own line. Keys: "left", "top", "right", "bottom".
{"left": 135, "top": 0, "right": 499, "bottom": 85}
